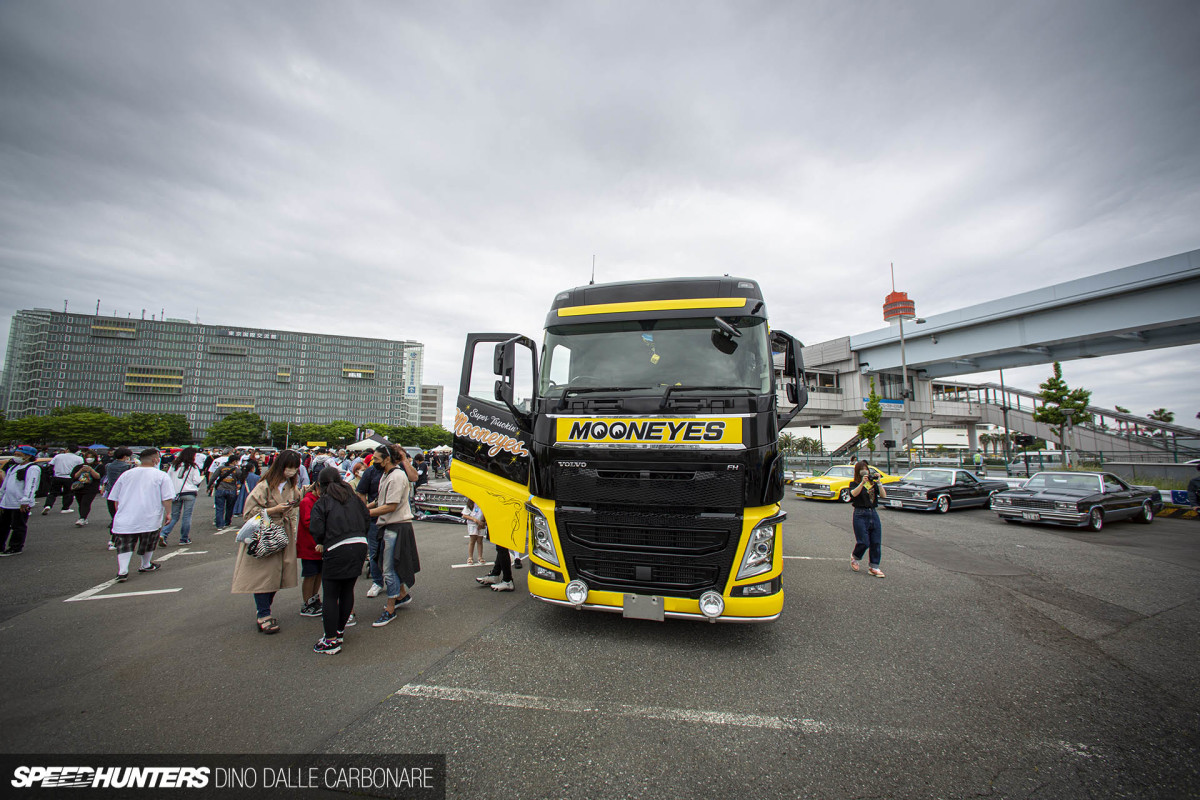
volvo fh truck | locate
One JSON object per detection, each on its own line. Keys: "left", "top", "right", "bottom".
{"left": 450, "top": 276, "right": 807, "bottom": 622}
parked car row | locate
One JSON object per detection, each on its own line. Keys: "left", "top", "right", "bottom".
{"left": 795, "top": 465, "right": 1164, "bottom": 532}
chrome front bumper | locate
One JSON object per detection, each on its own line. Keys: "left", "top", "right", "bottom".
{"left": 994, "top": 508, "right": 1087, "bottom": 526}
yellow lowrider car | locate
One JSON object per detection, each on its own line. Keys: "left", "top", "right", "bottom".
{"left": 794, "top": 464, "right": 902, "bottom": 503}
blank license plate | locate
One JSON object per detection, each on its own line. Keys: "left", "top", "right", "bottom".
{"left": 1022, "top": 511, "right": 1041, "bottom": 521}
{"left": 889, "top": 500, "right": 902, "bottom": 508}
{"left": 804, "top": 491, "right": 813, "bottom": 497}
{"left": 623, "top": 594, "right": 665, "bottom": 622}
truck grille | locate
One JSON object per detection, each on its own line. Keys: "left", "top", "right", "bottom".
{"left": 575, "top": 559, "right": 718, "bottom": 592}
{"left": 887, "top": 488, "right": 923, "bottom": 499}
{"left": 554, "top": 466, "right": 742, "bottom": 510}
{"left": 557, "top": 508, "right": 738, "bottom": 599}
{"left": 566, "top": 524, "right": 728, "bottom": 555}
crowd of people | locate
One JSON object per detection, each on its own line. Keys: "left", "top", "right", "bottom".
{"left": 0, "top": 440, "right": 513, "bottom": 657}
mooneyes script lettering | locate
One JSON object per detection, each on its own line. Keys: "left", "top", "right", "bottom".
{"left": 455, "top": 409, "right": 530, "bottom": 458}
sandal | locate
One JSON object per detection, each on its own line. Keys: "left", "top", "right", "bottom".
{"left": 868, "top": 568, "right": 885, "bottom": 579}
{"left": 466, "top": 558, "right": 475, "bottom": 565}
{"left": 256, "top": 617, "right": 280, "bottom": 634}
{"left": 850, "top": 559, "right": 860, "bottom": 572}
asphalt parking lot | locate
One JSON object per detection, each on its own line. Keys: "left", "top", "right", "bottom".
{"left": 0, "top": 492, "right": 1196, "bottom": 799}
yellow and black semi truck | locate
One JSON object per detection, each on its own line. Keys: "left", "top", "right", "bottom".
{"left": 450, "top": 276, "right": 807, "bottom": 622}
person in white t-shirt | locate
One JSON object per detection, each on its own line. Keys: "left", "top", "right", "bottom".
{"left": 41, "top": 446, "right": 83, "bottom": 515}
{"left": 107, "top": 448, "right": 175, "bottom": 582}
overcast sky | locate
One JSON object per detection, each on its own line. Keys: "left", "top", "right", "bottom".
{"left": 2, "top": 1, "right": 1198, "bottom": 429}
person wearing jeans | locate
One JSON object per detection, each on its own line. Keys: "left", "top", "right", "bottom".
{"left": 162, "top": 449, "right": 204, "bottom": 545}
{"left": 367, "top": 445, "right": 420, "bottom": 627}
{"left": 354, "top": 461, "right": 385, "bottom": 597}
{"left": 848, "top": 459, "right": 886, "bottom": 578}
{"left": 209, "top": 458, "right": 243, "bottom": 530}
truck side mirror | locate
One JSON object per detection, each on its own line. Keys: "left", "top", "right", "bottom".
{"left": 772, "top": 330, "right": 808, "bottom": 429}
{"left": 493, "top": 341, "right": 516, "bottom": 405}
{"left": 491, "top": 335, "right": 539, "bottom": 427}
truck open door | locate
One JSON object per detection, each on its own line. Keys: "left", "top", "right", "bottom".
{"left": 449, "top": 333, "right": 538, "bottom": 553}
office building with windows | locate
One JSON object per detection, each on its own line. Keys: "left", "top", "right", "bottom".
{"left": 419, "top": 384, "right": 444, "bottom": 428}
{"left": 2, "top": 309, "right": 424, "bottom": 440}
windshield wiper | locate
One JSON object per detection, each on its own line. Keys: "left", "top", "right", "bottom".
{"left": 556, "top": 386, "right": 651, "bottom": 411}
{"left": 660, "top": 385, "right": 754, "bottom": 410}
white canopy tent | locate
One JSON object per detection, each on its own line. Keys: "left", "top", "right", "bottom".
{"left": 346, "top": 436, "right": 389, "bottom": 452}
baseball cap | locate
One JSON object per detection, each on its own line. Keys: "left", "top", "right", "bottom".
{"left": 15, "top": 445, "right": 37, "bottom": 457}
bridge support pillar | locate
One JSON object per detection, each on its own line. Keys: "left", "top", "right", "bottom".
{"left": 966, "top": 423, "right": 979, "bottom": 453}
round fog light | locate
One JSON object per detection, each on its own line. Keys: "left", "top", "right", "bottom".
{"left": 565, "top": 580, "right": 589, "bottom": 606}
{"left": 698, "top": 591, "right": 724, "bottom": 619}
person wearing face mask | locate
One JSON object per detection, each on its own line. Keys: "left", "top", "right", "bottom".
{"left": 107, "top": 449, "right": 175, "bottom": 581}
{"left": 231, "top": 449, "right": 303, "bottom": 634}
{"left": 69, "top": 450, "right": 104, "bottom": 528}
{"left": 1, "top": 446, "right": 42, "bottom": 557}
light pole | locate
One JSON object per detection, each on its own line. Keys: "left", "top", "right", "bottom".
{"left": 897, "top": 315, "right": 925, "bottom": 465}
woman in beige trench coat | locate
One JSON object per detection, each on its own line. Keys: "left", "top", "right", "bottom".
{"left": 232, "top": 451, "right": 304, "bottom": 633}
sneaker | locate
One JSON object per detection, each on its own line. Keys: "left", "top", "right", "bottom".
{"left": 476, "top": 575, "right": 501, "bottom": 585}
{"left": 395, "top": 594, "right": 412, "bottom": 607}
{"left": 75, "top": 519, "right": 85, "bottom": 528}
{"left": 41, "top": 507, "right": 49, "bottom": 515}
{"left": 868, "top": 567, "right": 886, "bottom": 579}
{"left": 300, "top": 601, "right": 323, "bottom": 618}
{"left": 345, "top": 613, "right": 357, "bottom": 627}
{"left": 491, "top": 580, "right": 515, "bottom": 592}
{"left": 159, "top": 537, "right": 169, "bottom": 547}
{"left": 372, "top": 610, "right": 397, "bottom": 627}
{"left": 107, "top": 543, "right": 117, "bottom": 551}
{"left": 0, "top": 548, "right": 22, "bottom": 557}
{"left": 366, "top": 583, "right": 383, "bottom": 598}
{"left": 115, "top": 573, "right": 128, "bottom": 582}
{"left": 313, "top": 637, "right": 342, "bottom": 655}
{"left": 178, "top": 539, "right": 191, "bottom": 545}
{"left": 513, "top": 557, "right": 523, "bottom": 570}
{"left": 60, "top": 509, "right": 74, "bottom": 514}
{"left": 137, "top": 562, "right": 161, "bottom": 573}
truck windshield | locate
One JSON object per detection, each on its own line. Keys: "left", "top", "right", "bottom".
{"left": 540, "top": 316, "right": 772, "bottom": 396}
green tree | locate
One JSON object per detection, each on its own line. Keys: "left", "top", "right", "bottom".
{"left": 268, "top": 421, "right": 291, "bottom": 447}
{"left": 1032, "top": 362, "right": 1091, "bottom": 453}
{"left": 45, "top": 412, "right": 118, "bottom": 445}
{"left": 857, "top": 378, "right": 884, "bottom": 454}
{"left": 798, "top": 436, "right": 822, "bottom": 455}
{"left": 157, "top": 414, "right": 192, "bottom": 444}
{"left": 778, "top": 432, "right": 797, "bottom": 454}
{"left": 324, "top": 420, "right": 358, "bottom": 447}
{"left": 203, "top": 412, "right": 266, "bottom": 447}
{"left": 7, "top": 416, "right": 50, "bottom": 444}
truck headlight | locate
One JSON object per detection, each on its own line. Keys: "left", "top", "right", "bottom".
{"left": 992, "top": 497, "right": 1010, "bottom": 506}
{"left": 1054, "top": 501, "right": 1077, "bottom": 511}
{"left": 528, "top": 508, "right": 559, "bottom": 566}
{"left": 736, "top": 518, "right": 780, "bottom": 580}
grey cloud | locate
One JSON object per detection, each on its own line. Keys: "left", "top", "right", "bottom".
{"left": 1, "top": 0, "right": 1197, "bottom": 425}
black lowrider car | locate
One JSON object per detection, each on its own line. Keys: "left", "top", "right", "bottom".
{"left": 991, "top": 471, "right": 1162, "bottom": 531}
{"left": 882, "top": 468, "right": 1010, "bottom": 513}
{"left": 413, "top": 479, "right": 468, "bottom": 522}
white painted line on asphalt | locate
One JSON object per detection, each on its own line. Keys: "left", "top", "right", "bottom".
{"left": 394, "top": 683, "right": 1102, "bottom": 758}
{"left": 450, "top": 562, "right": 494, "bottom": 569}
{"left": 395, "top": 683, "right": 827, "bottom": 733}
{"left": 64, "top": 579, "right": 119, "bottom": 603}
{"left": 70, "top": 588, "right": 183, "bottom": 602}
{"left": 63, "top": 547, "right": 204, "bottom": 603}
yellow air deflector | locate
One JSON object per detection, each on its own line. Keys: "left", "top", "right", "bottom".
{"left": 556, "top": 298, "right": 748, "bottom": 317}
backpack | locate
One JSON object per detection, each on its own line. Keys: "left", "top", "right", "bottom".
{"left": 214, "top": 464, "right": 240, "bottom": 491}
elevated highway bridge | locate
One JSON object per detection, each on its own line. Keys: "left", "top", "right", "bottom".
{"left": 782, "top": 248, "right": 1200, "bottom": 459}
